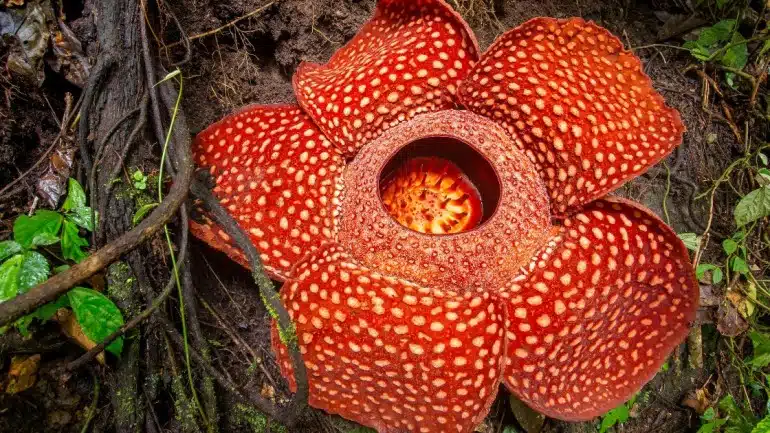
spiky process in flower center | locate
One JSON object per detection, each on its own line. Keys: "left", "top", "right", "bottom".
{"left": 380, "top": 157, "right": 483, "bottom": 234}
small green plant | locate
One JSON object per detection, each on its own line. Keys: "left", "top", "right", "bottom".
{"left": 684, "top": 19, "right": 748, "bottom": 86}
{"left": 0, "top": 178, "right": 125, "bottom": 355}
{"left": 132, "top": 169, "right": 148, "bottom": 190}
{"left": 597, "top": 394, "right": 637, "bottom": 433}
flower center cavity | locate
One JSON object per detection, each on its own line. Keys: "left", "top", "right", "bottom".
{"left": 378, "top": 137, "right": 500, "bottom": 235}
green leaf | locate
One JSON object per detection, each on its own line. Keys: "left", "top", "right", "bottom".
{"left": 730, "top": 256, "right": 750, "bottom": 274}
{"left": 679, "top": 232, "right": 701, "bottom": 251}
{"left": 68, "top": 287, "right": 124, "bottom": 356}
{"left": 62, "top": 178, "right": 87, "bottom": 212}
{"left": 697, "top": 264, "right": 724, "bottom": 284}
{"left": 722, "top": 33, "right": 748, "bottom": 70}
{"left": 759, "top": 153, "right": 769, "bottom": 166}
{"left": 723, "top": 238, "right": 738, "bottom": 255}
{"left": 748, "top": 331, "right": 770, "bottom": 369}
{"left": 13, "top": 210, "right": 63, "bottom": 248}
{"left": 14, "top": 295, "right": 69, "bottom": 337}
{"left": 735, "top": 186, "right": 770, "bottom": 227}
{"left": 18, "top": 251, "right": 49, "bottom": 293}
{"left": 757, "top": 168, "right": 770, "bottom": 186}
{"left": 752, "top": 413, "right": 770, "bottom": 433}
{"left": 700, "top": 20, "right": 736, "bottom": 46}
{"left": 61, "top": 220, "right": 89, "bottom": 263}
{"left": 132, "top": 203, "right": 158, "bottom": 225}
{"left": 67, "top": 207, "right": 95, "bottom": 232}
{"left": 703, "top": 407, "right": 717, "bottom": 422}
{"left": 0, "top": 240, "right": 22, "bottom": 262}
{"left": 599, "top": 404, "right": 629, "bottom": 433}
{"left": 0, "top": 255, "right": 23, "bottom": 302}
{"left": 62, "top": 179, "right": 94, "bottom": 231}
{"left": 685, "top": 42, "right": 711, "bottom": 61}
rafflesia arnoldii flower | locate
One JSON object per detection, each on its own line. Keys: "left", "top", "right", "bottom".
{"left": 190, "top": 1, "right": 698, "bottom": 432}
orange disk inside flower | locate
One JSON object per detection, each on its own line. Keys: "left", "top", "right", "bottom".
{"left": 380, "top": 157, "right": 483, "bottom": 235}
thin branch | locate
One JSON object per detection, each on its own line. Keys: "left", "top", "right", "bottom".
{"left": 166, "top": 1, "right": 275, "bottom": 47}
{"left": 190, "top": 177, "right": 308, "bottom": 422}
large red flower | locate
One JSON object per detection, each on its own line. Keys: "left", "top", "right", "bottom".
{"left": 191, "top": 1, "right": 698, "bottom": 432}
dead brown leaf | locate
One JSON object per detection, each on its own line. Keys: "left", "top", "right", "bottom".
{"left": 6, "top": 354, "right": 41, "bottom": 394}
{"left": 55, "top": 309, "right": 105, "bottom": 364}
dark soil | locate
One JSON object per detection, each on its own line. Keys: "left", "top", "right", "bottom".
{"left": 0, "top": 0, "right": 751, "bottom": 432}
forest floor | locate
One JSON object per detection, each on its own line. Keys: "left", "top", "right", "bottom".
{"left": 0, "top": 0, "right": 768, "bottom": 432}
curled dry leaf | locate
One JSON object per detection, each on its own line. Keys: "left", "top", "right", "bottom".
{"left": 716, "top": 301, "right": 748, "bottom": 337}
{"left": 47, "top": 20, "right": 89, "bottom": 88}
{"left": 5, "top": 354, "right": 41, "bottom": 394}
{"left": 36, "top": 136, "right": 77, "bottom": 208}
{"left": 0, "top": 2, "right": 52, "bottom": 85}
{"left": 54, "top": 308, "right": 105, "bottom": 364}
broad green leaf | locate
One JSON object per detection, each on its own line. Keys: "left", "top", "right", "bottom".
{"left": 61, "top": 220, "right": 88, "bottom": 263}
{"left": 18, "top": 251, "right": 49, "bottom": 292}
{"left": 752, "top": 414, "right": 770, "bottom": 433}
{"left": 62, "top": 179, "right": 94, "bottom": 231}
{"left": 699, "top": 20, "right": 736, "bottom": 47}
{"left": 68, "top": 287, "right": 124, "bottom": 356}
{"left": 599, "top": 404, "right": 629, "bottom": 433}
{"left": 132, "top": 203, "right": 158, "bottom": 225}
{"left": 678, "top": 232, "right": 701, "bottom": 251}
{"left": 67, "top": 208, "right": 95, "bottom": 232}
{"left": 684, "top": 41, "right": 711, "bottom": 61}
{"left": 760, "top": 153, "right": 769, "bottom": 166}
{"left": 62, "top": 178, "right": 87, "bottom": 212}
{"left": 723, "top": 238, "right": 738, "bottom": 255}
{"left": 748, "top": 331, "right": 770, "bottom": 369}
{"left": 0, "top": 240, "right": 22, "bottom": 262}
{"left": 14, "top": 295, "right": 69, "bottom": 337}
{"left": 0, "top": 255, "right": 24, "bottom": 302}
{"left": 703, "top": 407, "right": 717, "bottom": 421}
{"left": 730, "top": 256, "right": 749, "bottom": 274}
{"left": 13, "top": 210, "right": 63, "bottom": 248}
{"left": 735, "top": 186, "right": 770, "bottom": 227}
{"left": 757, "top": 168, "right": 770, "bottom": 186}
{"left": 722, "top": 33, "right": 748, "bottom": 70}
{"left": 696, "top": 264, "right": 723, "bottom": 285}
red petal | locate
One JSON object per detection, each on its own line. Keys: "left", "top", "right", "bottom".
{"left": 459, "top": 18, "right": 685, "bottom": 216}
{"left": 338, "top": 110, "right": 551, "bottom": 292}
{"left": 293, "top": 0, "right": 480, "bottom": 156}
{"left": 500, "top": 197, "right": 697, "bottom": 420}
{"left": 272, "top": 243, "right": 505, "bottom": 433}
{"left": 190, "top": 105, "right": 345, "bottom": 280}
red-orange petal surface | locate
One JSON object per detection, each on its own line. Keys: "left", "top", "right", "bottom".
{"left": 272, "top": 243, "right": 505, "bottom": 433}
{"left": 500, "top": 197, "right": 697, "bottom": 420}
{"left": 293, "top": 0, "right": 480, "bottom": 156}
{"left": 190, "top": 105, "right": 345, "bottom": 280}
{"left": 459, "top": 18, "right": 685, "bottom": 216}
